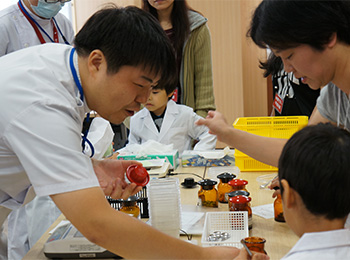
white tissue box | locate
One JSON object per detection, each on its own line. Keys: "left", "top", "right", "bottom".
{"left": 117, "top": 150, "right": 179, "bottom": 169}
{"left": 181, "top": 150, "right": 235, "bottom": 167}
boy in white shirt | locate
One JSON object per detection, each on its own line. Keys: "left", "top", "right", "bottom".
{"left": 127, "top": 86, "right": 216, "bottom": 155}
{"left": 235, "top": 123, "right": 350, "bottom": 259}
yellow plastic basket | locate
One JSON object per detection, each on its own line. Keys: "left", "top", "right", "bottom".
{"left": 233, "top": 116, "right": 308, "bottom": 172}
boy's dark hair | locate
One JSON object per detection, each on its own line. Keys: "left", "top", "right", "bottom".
{"left": 248, "top": 0, "right": 350, "bottom": 51}
{"left": 74, "top": 5, "right": 177, "bottom": 89}
{"left": 278, "top": 123, "right": 350, "bottom": 219}
{"left": 152, "top": 83, "right": 176, "bottom": 96}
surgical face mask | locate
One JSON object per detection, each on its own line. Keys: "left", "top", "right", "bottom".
{"left": 30, "top": 0, "right": 64, "bottom": 19}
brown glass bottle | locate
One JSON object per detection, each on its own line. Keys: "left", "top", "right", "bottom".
{"left": 228, "top": 190, "right": 250, "bottom": 210}
{"left": 119, "top": 195, "right": 140, "bottom": 219}
{"left": 274, "top": 194, "right": 285, "bottom": 222}
{"left": 229, "top": 195, "right": 252, "bottom": 229}
{"left": 217, "top": 172, "right": 236, "bottom": 203}
{"left": 198, "top": 179, "right": 218, "bottom": 207}
{"left": 243, "top": 237, "right": 266, "bottom": 254}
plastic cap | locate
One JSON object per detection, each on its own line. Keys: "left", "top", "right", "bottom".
{"left": 198, "top": 179, "right": 217, "bottom": 187}
{"left": 228, "top": 190, "right": 250, "bottom": 198}
{"left": 126, "top": 165, "right": 150, "bottom": 187}
{"left": 217, "top": 172, "right": 236, "bottom": 182}
{"left": 228, "top": 178, "right": 248, "bottom": 187}
{"left": 229, "top": 195, "right": 251, "bottom": 204}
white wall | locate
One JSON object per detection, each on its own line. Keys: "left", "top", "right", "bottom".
{"left": 0, "top": 0, "right": 17, "bottom": 10}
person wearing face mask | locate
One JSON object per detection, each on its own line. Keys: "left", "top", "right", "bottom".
{"left": 0, "top": 1, "right": 73, "bottom": 260}
{"left": 0, "top": 0, "right": 74, "bottom": 55}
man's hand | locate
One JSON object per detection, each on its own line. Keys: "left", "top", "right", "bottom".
{"left": 92, "top": 159, "right": 143, "bottom": 199}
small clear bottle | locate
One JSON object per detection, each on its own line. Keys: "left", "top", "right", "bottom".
{"left": 119, "top": 195, "right": 140, "bottom": 219}
{"left": 198, "top": 179, "right": 218, "bottom": 207}
{"left": 229, "top": 195, "right": 252, "bottom": 229}
{"left": 228, "top": 179, "right": 249, "bottom": 193}
{"left": 274, "top": 194, "right": 285, "bottom": 222}
{"left": 217, "top": 172, "right": 236, "bottom": 203}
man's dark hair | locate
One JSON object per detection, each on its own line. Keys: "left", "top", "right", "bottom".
{"left": 248, "top": 0, "right": 350, "bottom": 51}
{"left": 278, "top": 123, "right": 350, "bottom": 219}
{"left": 74, "top": 5, "right": 177, "bottom": 89}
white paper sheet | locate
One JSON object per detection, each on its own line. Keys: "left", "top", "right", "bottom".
{"left": 252, "top": 203, "right": 274, "bottom": 219}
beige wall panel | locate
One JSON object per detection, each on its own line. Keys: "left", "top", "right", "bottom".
{"left": 188, "top": 0, "right": 244, "bottom": 118}
{"left": 240, "top": 0, "right": 267, "bottom": 116}
{"left": 73, "top": 0, "right": 140, "bottom": 31}
{"left": 188, "top": 0, "right": 266, "bottom": 148}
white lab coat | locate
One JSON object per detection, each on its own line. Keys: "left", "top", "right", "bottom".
{"left": 0, "top": 3, "right": 113, "bottom": 259}
{"left": 0, "top": 3, "right": 76, "bottom": 259}
{"left": 281, "top": 229, "right": 350, "bottom": 259}
{"left": 128, "top": 100, "right": 216, "bottom": 155}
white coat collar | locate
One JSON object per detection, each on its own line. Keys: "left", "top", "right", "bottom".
{"left": 138, "top": 100, "right": 180, "bottom": 139}
{"left": 282, "top": 229, "right": 350, "bottom": 259}
{"left": 158, "top": 100, "right": 179, "bottom": 140}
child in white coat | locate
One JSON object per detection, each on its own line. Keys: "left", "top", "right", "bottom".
{"left": 127, "top": 86, "right": 216, "bottom": 155}
{"left": 234, "top": 123, "right": 350, "bottom": 260}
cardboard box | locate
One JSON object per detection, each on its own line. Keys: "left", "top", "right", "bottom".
{"left": 117, "top": 150, "right": 179, "bottom": 169}
{"left": 181, "top": 150, "right": 235, "bottom": 167}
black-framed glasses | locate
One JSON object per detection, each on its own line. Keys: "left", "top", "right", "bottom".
{"left": 44, "top": 0, "right": 71, "bottom": 3}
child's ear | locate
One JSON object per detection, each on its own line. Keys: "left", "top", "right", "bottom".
{"left": 280, "top": 179, "right": 296, "bottom": 209}
{"left": 167, "top": 91, "right": 175, "bottom": 98}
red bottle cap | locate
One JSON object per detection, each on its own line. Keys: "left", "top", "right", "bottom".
{"left": 228, "top": 179, "right": 248, "bottom": 187}
{"left": 229, "top": 195, "right": 251, "bottom": 204}
{"left": 126, "top": 165, "right": 150, "bottom": 187}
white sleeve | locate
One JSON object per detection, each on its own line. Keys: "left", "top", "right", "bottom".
{"left": 84, "top": 117, "right": 114, "bottom": 160}
{"left": 4, "top": 101, "right": 99, "bottom": 197}
{"left": 126, "top": 116, "right": 141, "bottom": 146}
{"left": 188, "top": 112, "right": 217, "bottom": 151}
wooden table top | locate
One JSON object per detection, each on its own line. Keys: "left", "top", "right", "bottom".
{"left": 24, "top": 165, "right": 298, "bottom": 260}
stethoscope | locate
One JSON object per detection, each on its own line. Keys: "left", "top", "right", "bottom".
{"left": 19, "top": 1, "right": 94, "bottom": 157}
{"left": 18, "top": 0, "right": 69, "bottom": 45}
{"left": 69, "top": 48, "right": 95, "bottom": 158}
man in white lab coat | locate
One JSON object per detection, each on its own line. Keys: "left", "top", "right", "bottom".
{"left": 0, "top": 1, "right": 112, "bottom": 259}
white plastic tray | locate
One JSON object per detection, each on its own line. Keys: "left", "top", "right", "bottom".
{"left": 201, "top": 211, "right": 248, "bottom": 247}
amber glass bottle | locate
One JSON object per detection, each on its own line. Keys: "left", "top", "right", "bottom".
{"left": 198, "top": 179, "right": 218, "bottom": 207}
{"left": 274, "top": 194, "right": 285, "bottom": 222}
{"left": 227, "top": 190, "right": 250, "bottom": 210}
{"left": 229, "top": 195, "right": 252, "bottom": 229}
{"left": 217, "top": 172, "right": 236, "bottom": 203}
{"left": 119, "top": 195, "right": 140, "bottom": 219}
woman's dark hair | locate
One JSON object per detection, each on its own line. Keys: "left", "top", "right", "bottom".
{"left": 259, "top": 52, "right": 283, "bottom": 77}
{"left": 142, "top": 0, "right": 191, "bottom": 58}
{"left": 248, "top": 0, "right": 350, "bottom": 51}
{"left": 278, "top": 123, "right": 350, "bottom": 219}
{"left": 74, "top": 5, "right": 177, "bottom": 89}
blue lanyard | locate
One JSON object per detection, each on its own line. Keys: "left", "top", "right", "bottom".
{"left": 18, "top": 0, "right": 69, "bottom": 45}
{"left": 69, "top": 48, "right": 95, "bottom": 158}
